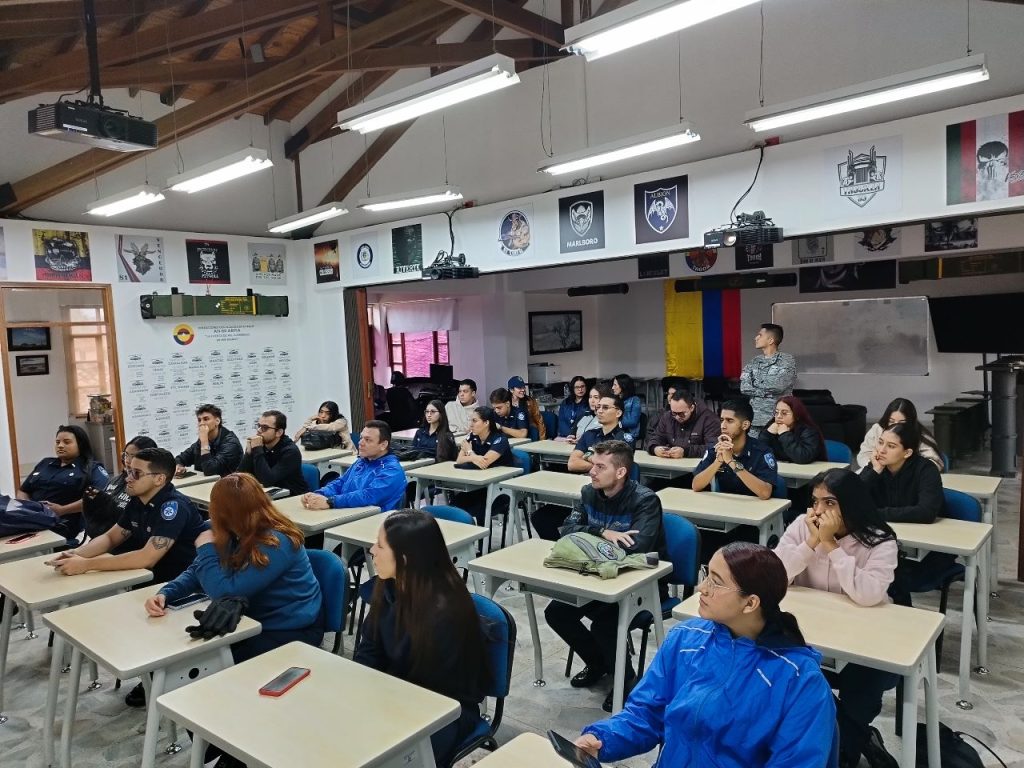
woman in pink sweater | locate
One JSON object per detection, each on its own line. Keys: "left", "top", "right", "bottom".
{"left": 774, "top": 468, "right": 899, "bottom": 768}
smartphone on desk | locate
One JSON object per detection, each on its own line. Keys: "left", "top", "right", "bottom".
{"left": 5, "top": 531, "right": 39, "bottom": 545}
{"left": 166, "top": 592, "right": 207, "bottom": 611}
{"left": 259, "top": 667, "right": 310, "bottom": 697}
{"left": 547, "top": 730, "right": 601, "bottom": 768}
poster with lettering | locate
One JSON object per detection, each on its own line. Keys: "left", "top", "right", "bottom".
{"left": 249, "top": 243, "right": 287, "bottom": 284}
{"left": 792, "top": 236, "right": 834, "bottom": 265}
{"left": 33, "top": 229, "right": 92, "bottom": 281}
{"left": 559, "top": 191, "right": 605, "bottom": 253}
{"left": 314, "top": 239, "right": 341, "bottom": 283}
{"left": 734, "top": 244, "right": 774, "bottom": 271}
{"left": 823, "top": 136, "right": 902, "bottom": 219}
{"left": 186, "top": 239, "right": 230, "bottom": 284}
{"left": 116, "top": 234, "right": 166, "bottom": 282}
{"left": 392, "top": 224, "right": 423, "bottom": 274}
{"left": 634, "top": 175, "right": 688, "bottom": 244}
{"left": 497, "top": 206, "right": 534, "bottom": 258}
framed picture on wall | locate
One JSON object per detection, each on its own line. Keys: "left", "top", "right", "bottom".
{"left": 7, "top": 326, "right": 51, "bottom": 351}
{"left": 15, "top": 354, "right": 49, "bottom": 376}
{"left": 529, "top": 311, "right": 583, "bottom": 355}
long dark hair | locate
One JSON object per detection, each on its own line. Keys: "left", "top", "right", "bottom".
{"left": 882, "top": 421, "right": 921, "bottom": 459}
{"left": 317, "top": 400, "right": 341, "bottom": 423}
{"left": 811, "top": 468, "right": 896, "bottom": 548}
{"left": 720, "top": 542, "right": 806, "bottom": 646}
{"left": 369, "top": 510, "right": 488, "bottom": 692}
{"left": 613, "top": 373, "right": 636, "bottom": 400}
{"left": 776, "top": 396, "right": 827, "bottom": 460}
{"left": 877, "top": 397, "right": 940, "bottom": 456}
{"left": 423, "top": 399, "right": 457, "bottom": 462}
{"left": 472, "top": 405, "right": 498, "bottom": 437}
{"left": 56, "top": 424, "right": 97, "bottom": 466}
{"left": 565, "top": 375, "right": 588, "bottom": 405}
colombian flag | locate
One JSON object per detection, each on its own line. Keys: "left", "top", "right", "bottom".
{"left": 946, "top": 110, "right": 1024, "bottom": 204}
{"left": 663, "top": 283, "right": 742, "bottom": 379}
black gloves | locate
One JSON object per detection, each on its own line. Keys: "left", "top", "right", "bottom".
{"left": 185, "top": 596, "right": 249, "bottom": 640}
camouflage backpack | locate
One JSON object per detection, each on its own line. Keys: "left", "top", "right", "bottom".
{"left": 543, "top": 531, "right": 658, "bottom": 579}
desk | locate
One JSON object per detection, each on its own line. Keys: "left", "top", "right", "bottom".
{"left": 299, "top": 446, "right": 353, "bottom": 471}
{"left": 43, "top": 585, "right": 260, "bottom": 768}
{"left": 389, "top": 428, "right": 420, "bottom": 446}
{"left": 656, "top": 488, "right": 790, "bottom": 546}
{"left": 632, "top": 452, "right": 699, "bottom": 483}
{"left": 470, "top": 733, "right": 565, "bottom": 767}
{"left": 407, "top": 463, "right": 523, "bottom": 552}
{"left": 890, "top": 518, "right": 992, "bottom": 709}
{"left": 516, "top": 440, "right": 574, "bottom": 469}
{"left": 494, "top": 472, "right": 590, "bottom": 544}
{"left": 777, "top": 460, "right": 850, "bottom": 486}
{"left": 173, "top": 473, "right": 219, "bottom": 489}
{"left": 157, "top": 641, "right": 460, "bottom": 768}
{"left": 469, "top": 539, "right": 671, "bottom": 713}
{"left": 272, "top": 495, "right": 380, "bottom": 537}
{"left": 0, "top": 529, "right": 65, "bottom": 565}
{"left": 942, "top": 473, "right": 1002, "bottom": 590}
{"left": 0, "top": 553, "right": 151, "bottom": 731}
{"left": 332, "top": 454, "right": 435, "bottom": 473}
{"left": 674, "top": 587, "right": 942, "bottom": 768}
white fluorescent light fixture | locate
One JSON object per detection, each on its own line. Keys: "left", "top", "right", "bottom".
{"left": 336, "top": 54, "right": 519, "bottom": 133}
{"left": 564, "top": 0, "right": 760, "bottom": 60}
{"left": 358, "top": 187, "right": 463, "bottom": 213}
{"left": 86, "top": 184, "right": 165, "bottom": 216}
{"left": 268, "top": 203, "right": 348, "bottom": 233}
{"left": 539, "top": 123, "right": 701, "bottom": 175}
{"left": 745, "top": 54, "right": 989, "bottom": 132}
{"left": 167, "top": 147, "right": 273, "bottom": 194}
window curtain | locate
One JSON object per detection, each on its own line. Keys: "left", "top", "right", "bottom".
{"left": 383, "top": 299, "right": 457, "bottom": 333}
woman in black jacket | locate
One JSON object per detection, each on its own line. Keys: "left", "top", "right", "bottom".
{"left": 82, "top": 435, "right": 157, "bottom": 540}
{"left": 761, "top": 396, "right": 827, "bottom": 464}
{"left": 355, "top": 509, "right": 490, "bottom": 764}
{"left": 410, "top": 399, "right": 457, "bottom": 462}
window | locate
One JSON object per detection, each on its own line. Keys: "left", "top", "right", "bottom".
{"left": 63, "top": 306, "right": 111, "bottom": 415}
{"left": 388, "top": 331, "right": 449, "bottom": 377}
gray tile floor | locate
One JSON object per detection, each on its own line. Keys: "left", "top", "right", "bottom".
{"left": 0, "top": 455, "right": 1020, "bottom": 767}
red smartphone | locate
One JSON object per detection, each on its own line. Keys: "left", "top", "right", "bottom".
{"left": 258, "top": 667, "right": 310, "bottom": 697}
{"left": 5, "top": 531, "right": 39, "bottom": 545}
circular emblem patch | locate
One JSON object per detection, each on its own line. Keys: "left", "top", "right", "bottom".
{"left": 684, "top": 248, "right": 717, "bottom": 273}
{"left": 356, "top": 243, "right": 374, "bottom": 269}
{"left": 498, "top": 209, "right": 532, "bottom": 257}
{"left": 172, "top": 324, "right": 195, "bottom": 346}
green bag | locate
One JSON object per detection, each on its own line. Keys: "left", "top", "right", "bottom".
{"left": 543, "top": 532, "right": 658, "bottom": 579}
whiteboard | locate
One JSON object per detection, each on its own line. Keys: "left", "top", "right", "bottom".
{"left": 772, "top": 297, "right": 929, "bottom": 375}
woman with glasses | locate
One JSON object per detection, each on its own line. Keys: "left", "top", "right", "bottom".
{"left": 82, "top": 435, "right": 157, "bottom": 541}
{"left": 410, "top": 399, "right": 457, "bottom": 462}
{"left": 566, "top": 384, "right": 612, "bottom": 443}
{"left": 855, "top": 397, "right": 943, "bottom": 472}
{"left": 760, "top": 396, "right": 827, "bottom": 464}
{"left": 453, "top": 406, "right": 515, "bottom": 524}
{"left": 557, "top": 376, "right": 591, "bottom": 437}
{"left": 574, "top": 542, "right": 835, "bottom": 767}
{"left": 293, "top": 400, "right": 354, "bottom": 450}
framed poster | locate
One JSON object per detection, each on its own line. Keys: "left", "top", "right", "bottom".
{"left": 528, "top": 311, "right": 583, "bottom": 355}
{"left": 116, "top": 234, "right": 166, "bottom": 283}
{"left": 186, "top": 239, "right": 231, "bottom": 284}
{"left": 33, "top": 229, "right": 92, "bottom": 281}
{"left": 314, "top": 239, "right": 340, "bottom": 283}
{"left": 249, "top": 243, "right": 287, "bottom": 284}
{"left": 16, "top": 355, "right": 49, "bottom": 376}
{"left": 7, "top": 326, "right": 51, "bottom": 351}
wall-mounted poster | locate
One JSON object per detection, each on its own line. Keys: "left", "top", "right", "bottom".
{"left": 823, "top": 136, "right": 902, "bottom": 218}
{"left": 946, "top": 109, "right": 1024, "bottom": 204}
{"left": 350, "top": 232, "right": 381, "bottom": 279}
{"left": 634, "top": 174, "right": 689, "bottom": 244}
{"left": 559, "top": 191, "right": 605, "bottom": 253}
{"left": 735, "top": 244, "right": 774, "bottom": 271}
{"left": 314, "top": 239, "right": 341, "bottom": 283}
{"left": 116, "top": 234, "right": 166, "bottom": 283}
{"left": 498, "top": 205, "right": 534, "bottom": 258}
{"left": 854, "top": 227, "right": 901, "bottom": 259}
{"left": 924, "top": 217, "right": 978, "bottom": 252}
{"left": 682, "top": 247, "right": 717, "bottom": 273}
{"left": 0, "top": 226, "right": 6, "bottom": 280}
{"left": 392, "top": 224, "right": 423, "bottom": 274}
{"left": 793, "top": 236, "right": 834, "bottom": 264}
{"left": 249, "top": 243, "right": 286, "bottom": 284}
{"left": 33, "top": 228, "right": 92, "bottom": 281}
{"left": 186, "top": 239, "right": 230, "bottom": 284}
{"left": 799, "top": 261, "right": 897, "bottom": 294}
{"left": 528, "top": 311, "right": 583, "bottom": 355}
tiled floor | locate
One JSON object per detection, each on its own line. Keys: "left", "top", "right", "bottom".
{"left": 0, "top": 455, "right": 1020, "bottom": 767}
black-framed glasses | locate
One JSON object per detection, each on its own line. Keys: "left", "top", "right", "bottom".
{"left": 254, "top": 423, "right": 277, "bottom": 433}
{"left": 125, "top": 468, "right": 160, "bottom": 480}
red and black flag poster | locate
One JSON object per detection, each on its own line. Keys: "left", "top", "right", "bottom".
{"left": 946, "top": 110, "right": 1024, "bottom": 204}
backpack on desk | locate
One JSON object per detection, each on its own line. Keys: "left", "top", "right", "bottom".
{"left": 544, "top": 531, "right": 658, "bottom": 579}
{"left": 0, "top": 495, "right": 60, "bottom": 537}
{"left": 300, "top": 430, "right": 342, "bottom": 451}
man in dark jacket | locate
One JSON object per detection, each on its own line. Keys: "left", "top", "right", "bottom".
{"left": 545, "top": 440, "right": 667, "bottom": 712}
{"left": 174, "top": 404, "right": 243, "bottom": 478}
{"left": 647, "top": 390, "right": 718, "bottom": 459}
{"left": 239, "top": 410, "right": 308, "bottom": 497}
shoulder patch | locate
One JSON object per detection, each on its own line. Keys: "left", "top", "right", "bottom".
{"left": 160, "top": 501, "right": 178, "bottom": 521}
{"left": 623, "top": 433, "right": 636, "bottom": 444}
{"left": 764, "top": 452, "right": 777, "bottom": 470}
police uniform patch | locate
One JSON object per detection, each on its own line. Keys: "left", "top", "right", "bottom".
{"left": 764, "top": 453, "right": 777, "bottom": 470}
{"left": 624, "top": 433, "right": 636, "bottom": 444}
{"left": 161, "top": 501, "right": 178, "bottom": 521}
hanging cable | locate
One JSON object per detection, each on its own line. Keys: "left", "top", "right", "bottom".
{"left": 677, "top": 31, "right": 684, "bottom": 121}
{"left": 442, "top": 114, "right": 450, "bottom": 185}
{"left": 965, "top": 0, "right": 972, "bottom": 56}
{"left": 164, "top": 2, "right": 184, "bottom": 173}
{"left": 730, "top": 144, "right": 764, "bottom": 226}
{"left": 131, "top": 0, "right": 151, "bottom": 185}
{"left": 758, "top": 2, "right": 765, "bottom": 107}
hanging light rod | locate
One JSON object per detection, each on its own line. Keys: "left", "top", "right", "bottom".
{"left": 358, "top": 186, "right": 463, "bottom": 213}
{"left": 86, "top": 184, "right": 165, "bottom": 216}
{"left": 564, "top": 0, "right": 759, "bottom": 61}
{"left": 538, "top": 123, "right": 700, "bottom": 175}
{"left": 336, "top": 54, "right": 518, "bottom": 134}
{"left": 167, "top": 147, "right": 273, "bottom": 194}
{"left": 268, "top": 202, "right": 348, "bottom": 234}
{"left": 745, "top": 54, "right": 989, "bottom": 132}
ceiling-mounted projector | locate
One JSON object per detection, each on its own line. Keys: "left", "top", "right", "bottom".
{"left": 29, "top": 102, "right": 157, "bottom": 152}
{"left": 704, "top": 210, "right": 783, "bottom": 248}
{"left": 422, "top": 250, "right": 479, "bottom": 280}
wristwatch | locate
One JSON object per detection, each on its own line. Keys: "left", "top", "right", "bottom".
{"left": 730, "top": 460, "right": 745, "bottom": 472}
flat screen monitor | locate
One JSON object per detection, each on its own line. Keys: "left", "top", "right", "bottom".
{"left": 430, "top": 363, "right": 454, "bottom": 383}
{"left": 928, "top": 292, "right": 1024, "bottom": 353}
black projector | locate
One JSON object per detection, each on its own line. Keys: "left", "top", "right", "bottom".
{"left": 422, "top": 266, "right": 480, "bottom": 280}
{"left": 29, "top": 101, "right": 158, "bottom": 152}
{"left": 704, "top": 226, "right": 784, "bottom": 248}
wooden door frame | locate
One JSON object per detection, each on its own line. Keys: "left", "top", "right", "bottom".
{"left": 0, "top": 281, "right": 125, "bottom": 487}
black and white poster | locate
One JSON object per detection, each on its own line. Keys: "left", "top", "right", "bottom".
{"left": 799, "top": 260, "right": 897, "bottom": 294}
{"left": 792, "top": 236, "right": 834, "bottom": 265}
{"left": 249, "top": 243, "right": 286, "bottom": 285}
{"left": 924, "top": 217, "right": 979, "bottom": 252}
{"left": 558, "top": 191, "right": 605, "bottom": 253}
{"left": 634, "top": 175, "right": 689, "bottom": 244}
{"left": 186, "top": 239, "right": 231, "bottom": 284}
{"left": 116, "top": 234, "right": 166, "bottom": 283}
{"left": 392, "top": 224, "right": 423, "bottom": 274}
{"left": 497, "top": 205, "right": 534, "bottom": 258}
{"left": 823, "top": 136, "right": 902, "bottom": 218}
{"left": 735, "top": 244, "right": 774, "bottom": 271}
{"left": 854, "top": 227, "right": 901, "bottom": 259}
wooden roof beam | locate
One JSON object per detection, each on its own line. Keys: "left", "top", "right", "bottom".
{"left": 318, "top": 123, "right": 411, "bottom": 205}
{"left": 436, "top": 0, "right": 564, "bottom": 47}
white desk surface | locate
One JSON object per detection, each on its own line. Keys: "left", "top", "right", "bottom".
{"left": 498, "top": 471, "right": 590, "bottom": 499}
{"left": 407, "top": 461, "right": 523, "bottom": 486}
{"left": 674, "top": 586, "right": 944, "bottom": 674}
{"left": 390, "top": 428, "right": 420, "bottom": 442}
{"left": 333, "top": 455, "right": 435, "bottom": 472}
{"left": 470, "top": 733, "right": 566, "bottom": 767}
{"left": 516, "top": 440, "right": 574, "bottom": 458}
{"left": 890, "top": 518, "right": 993, "bottom": 557}
{"left": 469, "top": 539, "right": 671, "bottom": 603}
{"left": 0, "top": 553, "right": 151, "bottom": 609}
{"left": 508, "top": 437, "right": 532, "bottom": 447}
{"left": 173, "top": 473, "right": 219, "bottom": 489}
{"left": 656, "top": 488, "right": 790, "bottom": 527}
{"left": 156, "top": 641, "right": 460, "bottom": 768}
{"left": 299, "top": 446, "right": 353, "bottom": 464}
{"left": 776, "top": 460, "right": 850, "bottom": 481}
{"left": 42, "top": 584, "right": 261, "bottom": 678}
{"left": 942, "top": 473, "right": 1002, "bottom": 498}
{"left": 273, "top": 495, "right": 380, "bottom": 535}
{"left": 0, "top": 529, "right": 66, "bottom": 564}
{"left": 179, "top": 481, "right": 220, "bottom": 505}
{"left": 326, "top": 514, "right": 487, "bottom": 552}
{"left": 632, "top": 452, "right": 701, "bottom": 472}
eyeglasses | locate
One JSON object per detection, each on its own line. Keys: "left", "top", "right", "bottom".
{"left": 125, "top": 468, "right": 160, "bottom": 480}
{"left": 594, "top": 404, "right": 619, "bottom": 411}
{"left": 670, "top": 410, "right": 688, "bottom": 420}
{"left": 254, "top": 423, "right": 277, "bottom": 432}
{"left": 698, "top": 565, "right": 740, "bottom": 596}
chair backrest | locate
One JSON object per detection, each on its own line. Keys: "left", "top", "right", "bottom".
{"left": 628, "top": 462, "right": 640, "bottom": 483}
{"left": 541, "top": 410, "right": 557, "bottom": 439}
{"left": 471, "top": 593, "right": 517, "bottom": 699}
{"left": 306, "top": 549, "right": 348, "bottom": 654}
{"left": 301, "top": 462, "right": 321, "bottom": 491}
{"left": 662, "top": 513, "right": 700, "bottom": 588}
{"left": 526, "top": 425, "right": 540, "bottom": 441}
{"left": 824, "top": 439, "right": 852, "bottom": 464}
{"left": 424, "top": 504, "right": 474, "bottom": 525}
{"left": 635, "top": 412, "right": 648, "bottom": 448}
{"left": 772, "top": 474, "right": 788, "bottom": 499}
{"left": 941, "top": 452, "right": 951, "bottom": 472}
{"left": 511, "top": 448, "right": 532, "bottom": 475}
{"left": 941, "top": 488, "right": 982, "bottom": 523}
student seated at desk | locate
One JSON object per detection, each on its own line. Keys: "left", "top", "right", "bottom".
{"left": 82, "top": 435, "right": 157, "bottom": 541}
{"left": 293, "top": 400, "right": 353, "bottom": 451}
{"left": 646, "top": 389, "right": 719, "bottom": 459}
{"left": 508, "top": 375, "right": 546, "bottom": 439}
{"left": 760, "top": 396, "right": 827, "bottom": 464}
{"left": 445, "top": 378, "right": 479, "bottom": 436}
{"left": 574, "top": 542, "right": 835, "bottom": 766}
{"left": 566, "top": 384, "right": 611, "bottom": 443}
{"left": 855, "top": 397, "right": 943, "bottom": 472}
{"left": 239, "top": 410, "right": 308, "bottom": 497}
{"left": 18, "top": 424, "right": 110, "bottom": 542}
{"left": 452, "top": 406, "right": 515, "bottom": 525}
{"left": 774, "top": 468, "right": 899, "bottom": 768}
{"left": 611, "top": 374, "right": 641, "bottom": 439}
{"left": 489, "top": 387, "right": 529, "bottom": 439}
{"left": 409, "top": 399, "right": 458, "bottom": 462}
{"left": 691, "top": 399, "right": 777, "bottom": 500}
{"left": 174, "top": 403, "right": 243, "bottom": 478}
{"left": 567, "top": 395, "right": 635, "bottom": 473}
{"left": 356, "top": 509, "right": 489, "bottom": 766}
{"left": 557, "top": 376, "right": 591, "bottom": 437}
{"left": 546, "top": 440, "right": 666, "bottom": 712}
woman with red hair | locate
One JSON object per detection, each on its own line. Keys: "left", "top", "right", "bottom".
{"left": 761, "top": 396, "right": 827, "bottom": 464}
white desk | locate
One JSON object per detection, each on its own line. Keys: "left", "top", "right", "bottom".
{"left": 656, "top": 488, "right": 790, "bottom": 546}
{"left": 273, "top": 495, "right": 380, "bottom": 537}
{"left": 0, "top": 553, "right": 151, "bottom": 734}
{"left": 777, "top": 460, "right": 850, "bottom": 486}
{"left": 389, "top": 428, "right": 420, "bottom": 446}
{"left": 43, "top": 585, "right": 261, "bottom": 768}
{"left": 942, "top": 473, "right": 1002, "bottom": 590}
{"left": 469, "top": 539, "right": 671, "bottom": 713}
{"left": 632, "top": 452, "right": 700, "bottom": 483}
{"left": 516, "top": 440, "right": 574, "bottom": 469}
{"left": 171, "top": 473, "right": 219, "bottom": 489}
{"left": 470, "top": 733, "right": 566, "bottom": 767}
{"left": 299, "top": 446, "right": 353, "bottom": 471}
{"left": 333, "top": 454, "right": 435, "bottom": 473}
{"left": 494, "top": 472, "right": 590, "bottom": 544}
{"left": 891, "top": 518, "right": 992, "bottom": 709}
{"left": 156, "top": 641, "right": 460, "bottom": 768}
{"left": 0, "top": 529, "right": 65, "bottom": 565}
{"left": 407, "top": 463, "right": 523, "bottom": 552}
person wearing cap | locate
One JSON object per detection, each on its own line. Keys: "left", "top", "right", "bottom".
{"left": 508, "top": 375, "right": 546, "bottom": 440}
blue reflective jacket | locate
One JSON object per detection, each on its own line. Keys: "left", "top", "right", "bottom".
{"left": 315, "top": 453, "right": 407, "bottom": 511}
{"left": 583, "top": 618, "right": 835, "bottom": 767}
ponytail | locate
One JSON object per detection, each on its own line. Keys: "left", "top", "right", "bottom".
{"left": 720, "top": 542, "right": 808, "bottom": 646}
{"left": 773, "top": 610, "right": 807, "bottom": 646}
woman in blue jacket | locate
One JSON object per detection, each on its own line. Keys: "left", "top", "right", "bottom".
{"left": 557, "top": 376, "right": 590, "bottom": 437}
{"left": 575, "top": 542, "right": 835, "bottom": 767}
{"left": 611, "top": 374, "right": 642, "bottom": 438}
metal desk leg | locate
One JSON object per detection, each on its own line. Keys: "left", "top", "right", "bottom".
{"left": 189, "top": 733, "right": 206, "bottom": 768}
{"left": 976, "top": 540, "right": 990, "bottom": 676}
{"left": 956, "top": 555, "right": 977, "bottom": 709}
{"left": 59, "top": 647, "right": 83, "bottom": 768}
{"left": 141, "top": 668, "right": 167, "bottom": 768}
{"left": 899, "top": 667, "right": 919, "bottom": 768}
{"left": 983, "top": 497, "right": 998, "bottom": 595}
{"left": 505, "top": 489, "right": 522, "bottom": 544}
{"left": 611, "top": 597, "right": 630, "bottom": 713}
{"left": 925, "top": 646, "right": 941, "bottom": 768}
{"left": 524, "top": 592, "right": 545, "bottom": 688}
{"left": 414, "top": 479, "right": 427, "bottom": 507}
{"left": 0, "top": 593, "right": 14, "bottom": 723}
{"left": 758, "top": 512, "right": 785, "bottom": 547}
{"left": 87, "top": 659, "right": 100, "bottom": 690}
{"left": 413, "top": 735, "right": 438, "bottom": 767}
{"left": 651, "top": 583, "right": 666, "bottom": 646}
{"left": 26, "top": 608, "right": 37, "bottom": 638}
{"left": 482, "top": 485, "right": 497, "bottom": 553}
{"left": 43, "top": 634, "right": 66, "bottom": 768}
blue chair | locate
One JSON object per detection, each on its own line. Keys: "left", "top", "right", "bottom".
{"left": 629, "top": 462, "right": 640, "bottom": 483}
{"left": 526, "top": 425, "right": 540, "bottom": 441}
{"left": 354, "top": 576, "right": 377, "bottom": 645}
{"left": 301, "top": 462, "right": 321, "bottom": 491}
{"left": 447, "top": 594, "right": 517, "bottom": 766}
{"left": 824, "top": 440, "right": 852, "bottom": 464}
{"left": 942, "top": 452, "right": 951, "bottom": 472}
{"left": 424, "top": 505, "right": 474, "bottom": 525}
{"left": 772, "top": 474, "right": 788, "bottom": 499}
{"left": 307, "top": 549, "right": 349, "bottom": 655}
{"left": 541, "top": 410, "right": 557, "bottom": 440}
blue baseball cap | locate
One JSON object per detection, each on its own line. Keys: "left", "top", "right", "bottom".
{"left": 507, "top": 376, "right": 526, "bottom": 389}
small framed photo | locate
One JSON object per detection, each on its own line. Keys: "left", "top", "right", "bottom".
{"left": 7, "top": 326, "right": 51, "bottom": 351}
{"left": 16, "top": 354, "right": 49, "bottom": 376}
{"left": 528, "top": 311, "right": 583, "bottom": 355}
